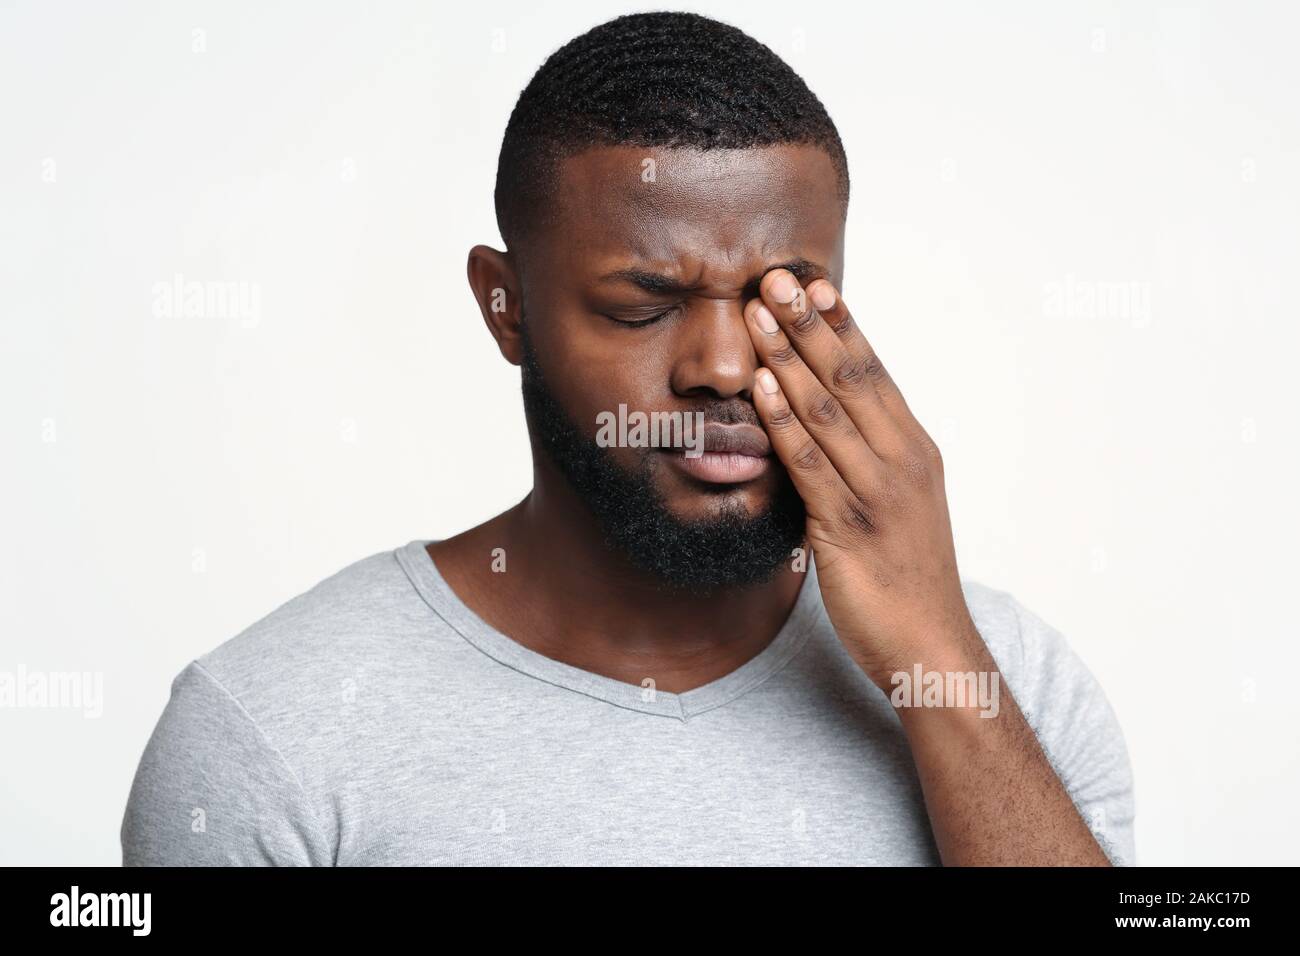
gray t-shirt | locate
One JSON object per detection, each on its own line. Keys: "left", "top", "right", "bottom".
{"left": 120, "top": 539, "right": 1136, "bottom": 866}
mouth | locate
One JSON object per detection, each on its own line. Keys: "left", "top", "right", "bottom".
{"left": 662, "top": 422, "right": 773, "bottom": 485}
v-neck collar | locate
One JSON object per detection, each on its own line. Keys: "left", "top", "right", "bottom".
{"left": 394, "top": 539, "right": 822, "bottom": 721}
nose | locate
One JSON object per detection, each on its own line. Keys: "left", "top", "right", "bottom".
{"left": 668, "top": 298, "right": 759, "bottom": 401}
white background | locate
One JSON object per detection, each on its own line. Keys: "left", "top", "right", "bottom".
{"left": 2, "top": 0, "right": 1297, "bottom": 865}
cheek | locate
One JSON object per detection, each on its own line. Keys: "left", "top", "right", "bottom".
{"left": 533, "top": 320, "right": 671, "bottom": 428}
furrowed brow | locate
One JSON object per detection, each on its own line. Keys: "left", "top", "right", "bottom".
{"left": 599, "top": 257, "right": 830, "bottom": 297}
{"left": 776, "top": 258, "right": 828, "bottom": 282}
{"left": 743, "top": 258, "right": 828, "bottom": 299}
{"left": 599, "top": 269, "right": 693, "bottom": 295}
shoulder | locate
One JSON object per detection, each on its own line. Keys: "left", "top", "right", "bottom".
{"left": 165, "top": 541, "right": 463, "bottom": 763}
{"left": 193, "top": 544, "right": 427, "bottom": 697}
{"left": 960, "top": 578, "right": 1092, "bottom": 692}
{"left": 958, "top": 577, "right": 1119, "bottom": 731}
{"left": 959, "top": 577, "right": 1138, "bottom": 865}
{"left": 123, "top": 543, "right": 443, "bottom": 864}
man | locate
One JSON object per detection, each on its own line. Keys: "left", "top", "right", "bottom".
{"left": 121, "top": 11, "right": 1135, "bottom": 866}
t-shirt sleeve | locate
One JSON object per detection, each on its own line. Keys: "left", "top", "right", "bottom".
{"left": 1002, "top": 595, "right": 1138, "bottom": 866}
{"left": 120, "top": 660, "right": 333, "bottom": 866}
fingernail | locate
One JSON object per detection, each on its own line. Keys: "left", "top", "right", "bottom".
{"left": 753, "top": 303, "right": 779, "bottom": 334}
{"left": 757, "top": 369, "right": 779, "bottom": 394}
{"left": 768, "top": 272, "right": 799, "bottom": 303}
{"left": 810, "top": 282, "right": 836, "bottom": 311}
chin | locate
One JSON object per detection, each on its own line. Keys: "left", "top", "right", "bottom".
{"left": 660, "top": 482, "right": 778, "bottom": 524}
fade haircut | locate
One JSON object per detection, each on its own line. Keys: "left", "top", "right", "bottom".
{"left": 493, "top": 11, "right": 850, "bottom": 250}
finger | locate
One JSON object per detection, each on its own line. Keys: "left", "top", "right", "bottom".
{"left": 759, "top": 269, "right": 904, "bottom": 460}
{"left": 745, "top": 297, "right": 884, "bottom": 486}
{"left": 751, "top": 366, "right": 857, "bottom": 518}
{"left": 759, "top": 268, "right": 849, "bottom": 388}
{"left": 801, "top": 277, "right": 927, "bottom": 454}
{"left": 757, "top": 269, "right": 898, "bottom": 459}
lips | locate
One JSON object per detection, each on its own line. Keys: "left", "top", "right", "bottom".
{"left": 662, "top": 421, "right": 773, "bottom": 484}
{"left": 699, "top": 422, "right": 772, "bottom": 457}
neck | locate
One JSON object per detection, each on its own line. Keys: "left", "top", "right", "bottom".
{"left": 427, "top": 463, "right": 807, "bottom": 694}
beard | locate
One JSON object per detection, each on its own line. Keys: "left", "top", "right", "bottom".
{"left": 518, "top": 322, "right": 806, "bottom": 594}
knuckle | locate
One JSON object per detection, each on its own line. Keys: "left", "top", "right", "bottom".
{"left": 898, "top": 452, "right": 932, "bottom": 487}
{"left": 805, "top": 393, "right": 842, "bottom": 428}
{"left": 766, "top": 402, "right": 800, "bottom": 430}
{"left": 791, "top": 440, "right": 824, "bottom": 472}
{"left": 826, "top": 310, "right": 856, "bottom": 338}
{"left": 863, "top": 352, "right": 889, "bottom": 383}
{"left": 767, "top": 342, "right": 801, "bottom": 369}
{"left": 789, "top": 307, "right": 821, "bottom": 337}
{"left": 832, "top": 355, "right": 869, "bottom": 392}
{"left": 922, "top": 435, "right": 944, "bottom": 467}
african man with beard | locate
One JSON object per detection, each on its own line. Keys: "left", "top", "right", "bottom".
{"left": 122, "top": 12, "right": 1135, "bottom": 867}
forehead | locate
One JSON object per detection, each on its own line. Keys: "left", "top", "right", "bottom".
{"left": 539, "top": 143, "right": 844, "bottom": 288}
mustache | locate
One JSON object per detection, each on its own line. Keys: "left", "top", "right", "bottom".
{"left": 684, "top": 399, "right": 761, "bottom": 428}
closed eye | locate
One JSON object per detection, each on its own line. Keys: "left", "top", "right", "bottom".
{"left": 602, "top": 306, "right": 679, "bottom": 328}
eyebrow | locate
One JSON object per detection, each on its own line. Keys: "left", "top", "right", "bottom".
{"left": 599, "top": 258, "right": 828, "bottom": 297}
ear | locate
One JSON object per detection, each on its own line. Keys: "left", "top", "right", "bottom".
{"left": 467, "top": 244, "right": 525, "bottom": 366}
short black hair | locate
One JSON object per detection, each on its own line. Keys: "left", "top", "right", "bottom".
{"left": 493, "top": 11, "right": 850, "bottom": 249}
